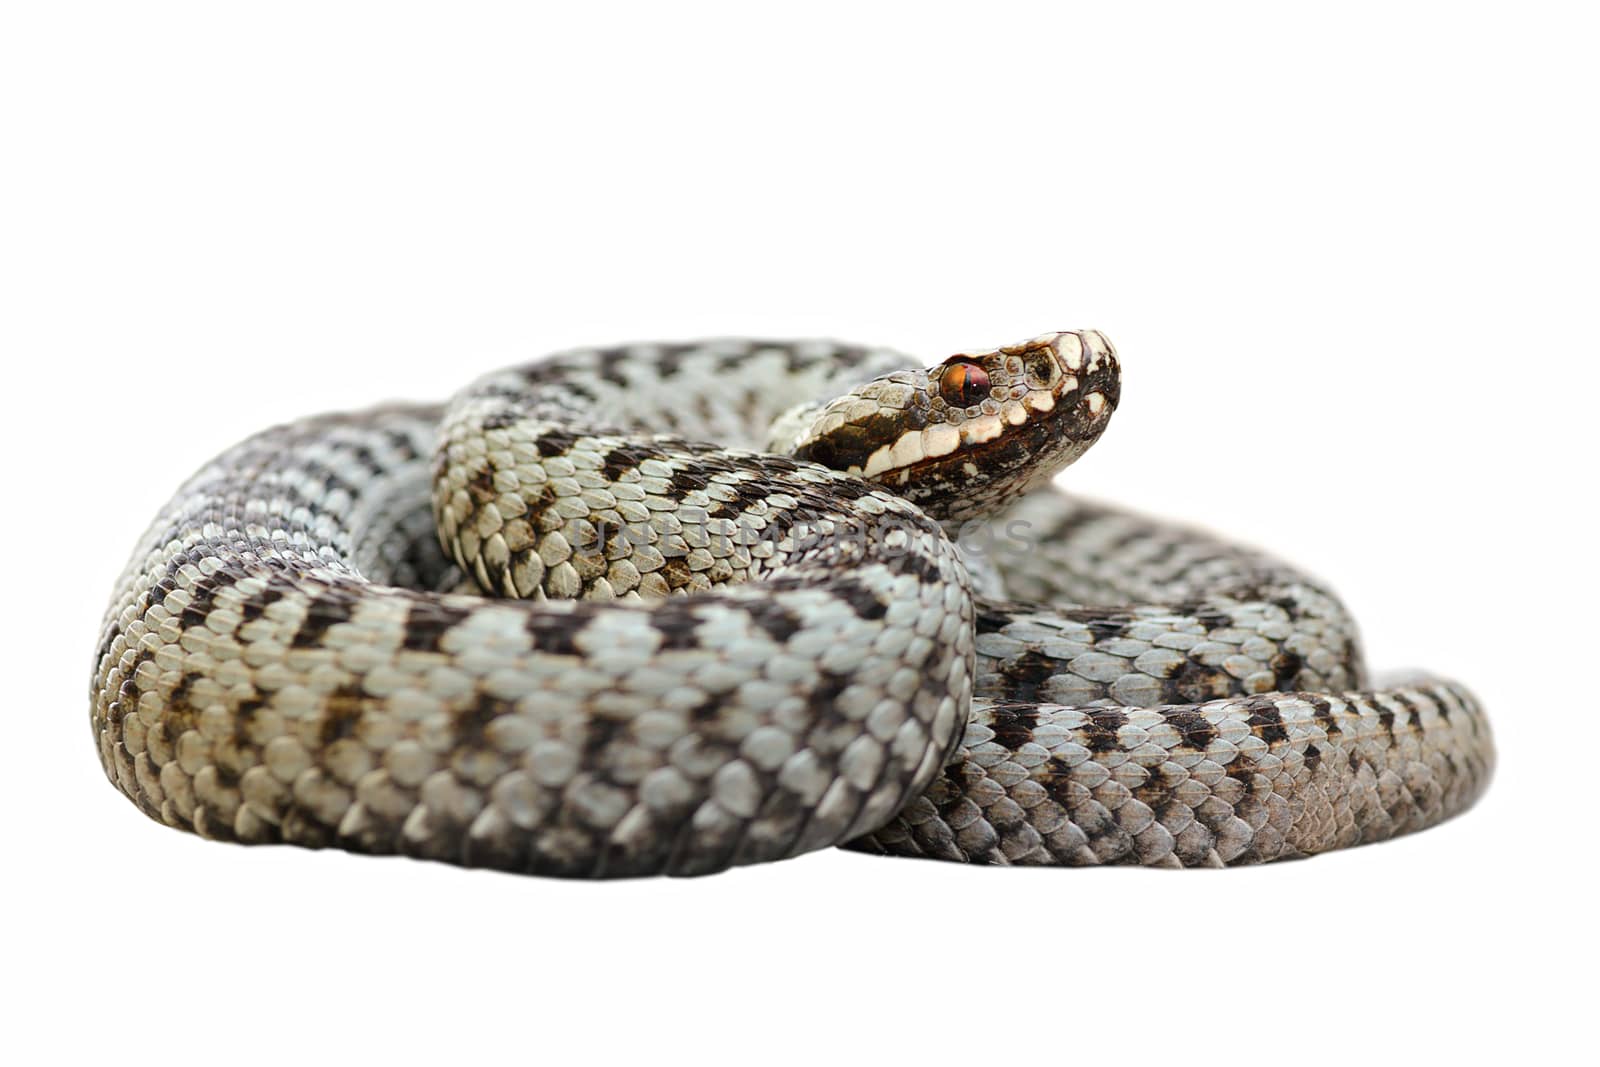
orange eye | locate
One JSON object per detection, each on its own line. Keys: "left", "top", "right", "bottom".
{"left": 939, "top": 360, "right": 990, "bottom": 407}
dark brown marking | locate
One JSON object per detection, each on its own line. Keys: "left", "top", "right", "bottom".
{"left": 833, "top": 579, "right": 888, "bottom": 621}
{"left": 1270, "top": 649, "right": 1304, "bottom": 690}
{"left": 600, "top": 443, "right": 665, "bottom": 480}
{"left": 1245, "top": 701, "right": 1290, "bottom": 744}
{"left": 1161, "top": 708, "right": 1218, "bottom": 750}
{"left": 1310, "top": 695, "right": 1341, "bottom": 735}
{"left": 318, "top": 685, "right": 366, "bottom": 746}
{"left": 989, "top": 706, "right": 1040, "bottom": 750}
{"left": 524, "top": 610, "right": 584, "bottom": 656}
{"left": 996, "top": 650, "right": 1062, "bottom": 704}
{"left": 289, "top": 590, "right": 349, "bottom": 649}
{"left": 401, "top": 601, "right": 474, "bottom": 652}
{"left": 1083, "top": 709, "right": 1128, "bottom": 752}
{"left": 535, "top": 429, "right": 581, "bottom": 457}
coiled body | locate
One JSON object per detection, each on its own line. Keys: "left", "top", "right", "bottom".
{"left": 90, "top": 334, "right": 1493, "bottom": 876}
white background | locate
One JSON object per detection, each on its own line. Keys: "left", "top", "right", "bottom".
{"left": 3, "top": 3, "right": 1593, "bottom": 1064}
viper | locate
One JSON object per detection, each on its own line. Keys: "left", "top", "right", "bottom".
{"left": 90, "top": 331, "right": 1493, "bottom": 876}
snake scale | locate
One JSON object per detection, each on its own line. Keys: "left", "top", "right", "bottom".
{"left": 90, "top": 331, "right": 1494, "bottom": 876}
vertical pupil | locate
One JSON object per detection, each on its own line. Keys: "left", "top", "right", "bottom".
{"left": 940, "top": 361, "right": 990, "bottom": 407}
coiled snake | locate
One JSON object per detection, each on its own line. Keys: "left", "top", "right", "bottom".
{"left": 90, "top": 331, "right": 1494, "bottom": 876}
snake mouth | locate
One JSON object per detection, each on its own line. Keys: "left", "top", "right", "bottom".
{"left": 795, "top": 331, "right": 1120, "bottom": 502}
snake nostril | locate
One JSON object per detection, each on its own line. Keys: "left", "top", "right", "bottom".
{"left": 1026, "top": 354, "right": 1055, "bottom": 387}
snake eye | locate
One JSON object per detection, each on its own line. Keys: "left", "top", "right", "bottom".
{"left": 939, "top": 360, "right": 991, "bottom": 408}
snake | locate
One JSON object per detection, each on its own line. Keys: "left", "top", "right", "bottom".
{"left": 90, "top": 331, "right": 1494, "bottom": 876}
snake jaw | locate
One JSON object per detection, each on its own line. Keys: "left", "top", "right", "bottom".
{"left": 793, "top": 330, "right": 1120, "bottom": 521}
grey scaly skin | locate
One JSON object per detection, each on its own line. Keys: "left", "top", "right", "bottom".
{"left": 90, "top": 331, "right": 1493, "bottom": 876}
{"left": 853, "top": 490, "right": 1492, "bottom": 865}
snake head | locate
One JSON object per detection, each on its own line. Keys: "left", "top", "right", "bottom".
{"left": 793, "top": 330, "right": 1120, "bottom": 522}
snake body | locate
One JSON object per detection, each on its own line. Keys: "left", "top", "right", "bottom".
{"left": 90, "top": 332, "right": 1493, "bottom": 876}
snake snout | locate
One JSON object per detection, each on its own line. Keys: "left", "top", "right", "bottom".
{"left": 1045, "top": 329, "right": 1118, "bottom": 390}
{"left": 1074, "top": 329, "right": 1121, "bottom": 416}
